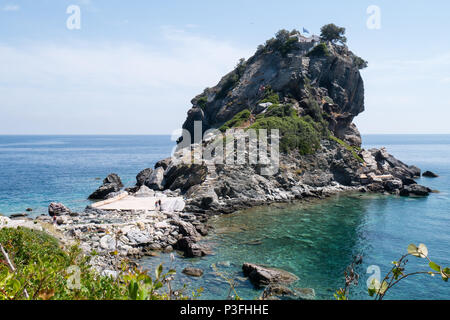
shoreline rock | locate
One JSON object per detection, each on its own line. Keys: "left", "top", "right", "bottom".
{"left": 242, "top": 263, "right": 299, "bottom": 287}
{"left": 88, "top": 173, "right": 124, "bottom": 200}
{"left": 423, "top": 171, "right": 439, "bottom": 178}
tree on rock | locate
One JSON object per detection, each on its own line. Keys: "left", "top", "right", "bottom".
{"left": 320, "top": 23, "right": 347, "bottom": 44}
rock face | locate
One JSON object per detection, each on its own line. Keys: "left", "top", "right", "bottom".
{"left": 88, "top": 174, "right": 124, "bottom": 200}
{"left": 136, "top": 168, "right": 153, "bottom": 187}
{"left": 242, "top": 263, "right": 299, "bottom": 287}
{"left": 182, "top": 41, "right": 364, "bottom": 145}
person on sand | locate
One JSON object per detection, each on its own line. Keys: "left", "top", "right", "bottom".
{"left": 52, "top": 215, "right": 57, "bottom": 225}
{"left": 155, "top": 200, "right": 159, "bottom": 211}
{"left": 158, "top": 199, "right": 162, "bottom": 211}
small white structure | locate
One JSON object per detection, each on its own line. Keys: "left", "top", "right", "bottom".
{"left": 291, "top": 33, "right": 321, "bottom": 43}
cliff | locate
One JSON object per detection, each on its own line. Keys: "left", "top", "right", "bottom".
{"left": 183, "top": 37, "right": 364, "bottom": 147}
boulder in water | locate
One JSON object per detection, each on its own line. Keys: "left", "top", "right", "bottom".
{"left": 182, "top": 267, "right": 204, "bottom": 277}
{"left": 400, "top": 184, "right": 431, "bottom": 197}
{"left": 242, "top": 263, "right": 299, "bottom": 287}
{"left": 423, "top": 171, "right": 439, "bottom": 178}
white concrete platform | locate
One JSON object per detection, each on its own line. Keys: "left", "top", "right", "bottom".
{"left": 94, "top": 195, "right": 185, "bottom": 212}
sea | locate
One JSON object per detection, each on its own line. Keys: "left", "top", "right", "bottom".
{"left": 0, "top": 134, "right": 449, "bottom": 300}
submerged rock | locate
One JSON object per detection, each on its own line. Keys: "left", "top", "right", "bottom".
{"left": 176, "top": 236, "right": 211, "bottom": 257}
{"left": 242, "top": 263, "right": 299, "bottom": 287}
{"left": 182, "top": 267, "right": 204, "bottom": 277}
{"left": 263, "top": 285, "right": 316, "bottom": 300}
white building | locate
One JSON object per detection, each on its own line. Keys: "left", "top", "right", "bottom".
{"left": 290, "top": 33, "right": 321, "bottom": 43}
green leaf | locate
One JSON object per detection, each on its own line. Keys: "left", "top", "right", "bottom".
{"left": 128, "top": 281, "right": 138, "bottom": 300}
{"left": 154, "top": 281, "right": 163, "bottom": 290}
{"left": 441, "top": 269, "right": 449, "bottom": 282}
{"left": 429, "top": 261, "right": 441, "bottom": 272}
{"left": 379, "top": 281, "right": 389, "bottom": 295}
{"left": 155, "top": 264, "right": 163, "bottom": 280}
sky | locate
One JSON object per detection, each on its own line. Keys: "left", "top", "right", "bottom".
{"left": 0, "top": 0, "right": 449, "bottom": 135}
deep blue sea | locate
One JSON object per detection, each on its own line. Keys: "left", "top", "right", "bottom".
{"left": 1, "top": 135, "right": 449, "bottom": 300}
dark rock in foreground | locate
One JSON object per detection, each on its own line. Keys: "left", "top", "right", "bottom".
{"left": 88, "top": 173, "right": 123, "bottom": 200}
{"left": 242, "top": 263, "right": 299, "bottom": 287}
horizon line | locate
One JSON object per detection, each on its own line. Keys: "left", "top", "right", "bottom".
{"left": 2, "top": 133, "right": 450, "bottom": 136}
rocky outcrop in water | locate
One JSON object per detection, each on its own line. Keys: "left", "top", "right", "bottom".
{"left": 242, "top": 263, "right": 299, "bottom": 287}
{"left": 423, "top": 171, "right": 439, "bottom": 178}
{"left": 131, "top": 31, "right": 433, "bottom": 214}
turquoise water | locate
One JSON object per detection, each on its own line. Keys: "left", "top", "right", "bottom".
{"left": 1, "top": 135, "right": 449, "bottom": 299}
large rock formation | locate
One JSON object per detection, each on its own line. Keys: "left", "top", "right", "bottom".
{"left": 182, "top": 39, "right": 364, "bottom": 146}
{"left": 133, "top": 30, "right": 432, "bottom": 214}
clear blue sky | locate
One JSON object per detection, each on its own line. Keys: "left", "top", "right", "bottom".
{"left": 1, "top": 0, "right": 449, "bottom": 134}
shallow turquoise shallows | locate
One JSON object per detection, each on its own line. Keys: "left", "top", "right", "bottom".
{"left": 1, "top": 135, "right": 449, "bottom": 299}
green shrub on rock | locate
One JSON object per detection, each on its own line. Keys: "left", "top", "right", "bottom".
{"left": 220, "top": 109, "right": 251, "bottom": 132}
{"left": 250, "top": 116, "right": 322, "bottom": 154}
{"left": 307, "top": 43, "right": 329, "bottom": 57}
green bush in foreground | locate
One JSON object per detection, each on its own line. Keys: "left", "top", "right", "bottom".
{"left": 0, "top": 227, "right": 195, "bottom": 300}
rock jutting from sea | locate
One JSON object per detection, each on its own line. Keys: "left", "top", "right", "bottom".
{"left": 127, "top": 30, "right": 434, "bottom": 215}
